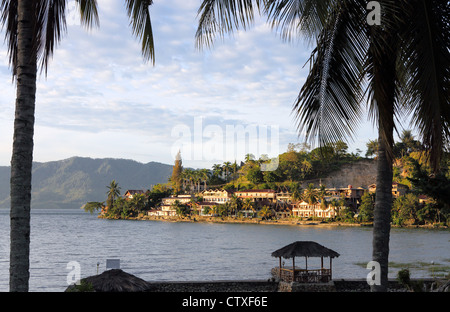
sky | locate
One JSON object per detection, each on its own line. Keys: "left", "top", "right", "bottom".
{"left": 0, "top": 0, "right": 379, "bottom": 169}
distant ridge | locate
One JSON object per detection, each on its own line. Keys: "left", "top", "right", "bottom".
{"left": 0, "top": 156, "right": 173, "bottom": 209}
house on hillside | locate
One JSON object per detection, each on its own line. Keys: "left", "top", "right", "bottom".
{"left": 368, "top": 182, "right": 408, "bottom": 198}
{"left": 191, "top": 201, "right": 216, "bottom": 216}
{"left": 123, "top": 190, "right": 145, "bottom": 199}
{"left": 326, "top": 185, "right": 366, "bottom": 209}
{"left": 418, "top": 194, "right": 432, "bottom": 204}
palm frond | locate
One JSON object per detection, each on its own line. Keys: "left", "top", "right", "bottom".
{"left": 264, "top": 0, "right": 333, "bottom": 43}
{"left": 293, "top": 0, "right": 367, "bottom": 148}
{"left": 125, "top": 0, "right": 155, "bottom": 64}
{"left": 75, "top": 0, "right": 100, "bottom": 28}
{"left": 399, "top": 0, "right": 450, "bottom": 172}
{"left": 196, "top": 0, "right": 262, "bottom": 49}
{"left": 363, "top": 0, "right": 409, "bottom": 161}
{"left": 36, "top": 0, "right": 67, "bottom": 75}
{"left": 0, "top": 0, "right": 18, "bottom": 77}
{"left": 1, "top": 0, "right": 100, "bottom": 77}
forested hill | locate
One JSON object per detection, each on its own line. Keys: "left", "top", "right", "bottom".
{"left": 0, "top": 157, "right": 173, "bottom": 209}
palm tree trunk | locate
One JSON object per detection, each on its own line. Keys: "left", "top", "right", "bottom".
{"left": 371, "top": 82, "right": 396, "bottom": 293}
{"left": 10, "top": 0, "right": 37, "bottom": 292}
{"left": 369, "top": 17, "right": 398, "bottom": 291}
{"left": 371, "top": 130, "right": 393, "bottom": 292}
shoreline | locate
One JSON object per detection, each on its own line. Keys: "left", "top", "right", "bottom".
{"left": 98, "top": 214, "right": 448, "bottom": 229}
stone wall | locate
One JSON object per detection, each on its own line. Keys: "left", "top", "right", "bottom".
{"left": 278, "top": 281, "right": 336, "bottom": 292}
{"left": 145, "top": 279, "right": 419, "bottom": 292}
{"left": 322, "top": 160, "right": 377, "bottom": 188}
{"left": 146, "top": 280, "right": 279, "bottom": 292}
{"left": 146, "top": 279, "right": 437, "bottom": 292}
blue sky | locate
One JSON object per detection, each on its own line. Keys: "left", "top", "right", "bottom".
{"left": 0, "top": 0, "right": 378, "bottom": 169}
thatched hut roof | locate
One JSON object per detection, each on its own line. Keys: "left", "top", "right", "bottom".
{"left": 271, "top": 241, "right": 340, "bottom": 259}
{"left": 66, "top": 269, "right": 154, "bottom": 292}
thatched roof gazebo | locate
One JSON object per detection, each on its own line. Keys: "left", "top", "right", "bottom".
{"left": 271, "top": 241, "right": 340, "bottom": 283}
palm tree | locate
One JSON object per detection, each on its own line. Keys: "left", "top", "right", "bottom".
{"left": 196, "top": 0, "right": 449, "bottom": 291}
{"left": 258, "top": 205, "right": 274, "bottom": 220}
{"left": 318, "top": 184, "right": 328, "bottom": 210}
{"left": 291, "top": 188, "right": 303, "bottom": 203}
{"left": 229, "top": 194, "right": 242, "bottom": 216}
{"left": 199, "top": 169, "right": 211, "bottom": 191}
{"left": 304, "top": 183, "right": 318, "bottom": 217}
{"left": 304, "top": 184, "right": 318, "bottom": 204}
{"left": 2, "top": 0, "right": 156, "bottom": 291}
{"left": 181, "top": 168, "right": 194, "bottom": 192}
{"left": 290, "top": 182, "right": 303, "bottom": 203}
{"left": 245, "top": 153, "right": 255, "bottom": 163}
{"left": 366, "top": 139, "right": 379, "bottom": 158}
{"left": 222, "top": 161, "right": 232, "bottom": 181}
{"left": 192, "top": 170, "right": 201, "bottom": 193}
{"left": 329, "top": 198, "right": 340, "bottom": 218}
{"left": 106, "top": 180, "right": 121, "bottom": 210}
{"left": 212, "top": 163, "right": 223, "bottom": 177}
{"left": 242, "top": 198, "right": 256, "bottom": 217}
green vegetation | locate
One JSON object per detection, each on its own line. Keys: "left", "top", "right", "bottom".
{"left": 397, "top": 269, "right": 424, "bottom": 292}
{"left": 357, "top": 193, "right": 374, "bottom": 223}
{"left": 207, "top": 140, "right": 367, "bottom": 191}
{"left": 86, "top": 181, "right": 171, "bottom": 219}
{"left": 66, "top": 280, "right": 95, "bottom": 292}
{"left": 82, "top": 201, "right": 104, "bottom": 215}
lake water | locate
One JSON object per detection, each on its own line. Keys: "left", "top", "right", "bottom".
{"left": 0, "top": 209, "right": 449, "bottom": 292}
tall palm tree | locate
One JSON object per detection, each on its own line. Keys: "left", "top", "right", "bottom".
{"left": 199, "top": 168, "right": 211, "bottom": 191}
{"left": 245, "top": 153, "right": 255, "bottom": 162}
{"left": 258, "top": 205, "right": 273, "bottom": 220}
{"left": 304, "top": 183, "right": 318, "bottom": 217}
{"left": 304, "top": 183, "right": 318, "bottom": 204}
{"left": 212, "top": 163, "right": 223, "bottom": 177}
{"left": 291, "top": 187, "right": 303, "bottom": 203}
{"left": 2, "top": 0, "right": 156, "bottom": 292}
{"left": 318, "top": 184, "right": 328, "bottom": 210}
{"left": 222, "top": 161, "right": 232, "bottom": 181}
{"left": 242, "top": 197, "right": 256, "bottom": 216}
{"left": 106, "top": 180, "right": 121, "bottom": 209}
{"left": 194, "top": 170, "right": 202, "bottom": 192}
{"left": 181, "top": 168, "right": 194, "bottom": 192}
{"left": 196, "top": 0, "right": 449, "bottom": 291}
{"left": 229, "top": 194, "right": 242, "bottom": 216}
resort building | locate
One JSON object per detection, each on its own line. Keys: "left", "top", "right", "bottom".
{"left": 291, "top": 200, "right": 339, "bottom": 219}
{"left": 201, "top": 189, "right": 233, "bottom": 204}
{"left": 234, "top": 189, "right": 276, "bottom": 203}
{"left": 158, "top": 194, "right": 195, "bottom": 217}
{"left": 275, "top": 191, "right": 294, "bottom": 204}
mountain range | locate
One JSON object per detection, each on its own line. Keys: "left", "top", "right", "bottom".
{"left": 0, "top": 157, "right": 173, "bottom": 209}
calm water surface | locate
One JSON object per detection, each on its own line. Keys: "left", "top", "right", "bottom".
{"left": 0, "top": 209, "right": 448, "bottom": 292}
